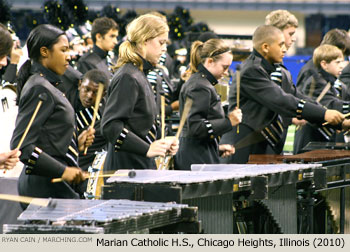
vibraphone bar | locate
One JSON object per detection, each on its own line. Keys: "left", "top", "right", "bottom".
{"left": 102, "top": 170, "right": 267, "bottom": 234}
{"left": 3, "top": 199, "right": 199, "bottom": 234}
{"left": 192, "top": 163, "right": 326, "bottom": 234}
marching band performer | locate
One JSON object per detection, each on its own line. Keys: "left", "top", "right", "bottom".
{"left": 101, "top": 14, "right": 178, "bottom": 170}
{"left": 10, "top": 24, "right": 94, "bottom": 206}
{"left": 0, "top": 23, "right": 21, "bottom": 171}
{"left": 175, "top": 38, "right": 242, "bottom": 170}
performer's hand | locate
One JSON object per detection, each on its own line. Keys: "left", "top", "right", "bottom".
{"left": 170, "top": 100, "right": 179, "bottom": 111}
{"left": 165, "top": 136, "right": 179, "bottom": 156}
{"left": 78, "top": 127, "right": 96, "bottom": 151}
{"left": 228, "top": 107, "right": 242, "bottom": 126}
{"left": 0, "top": 149, "right": 21, "bottom": 170}
{"left": 10, "top": 47, "right": 23, "bottom": 64}
{"left": 219, "top": 144, "right": 235, "bottom": 158}
{"left": 61, "top": 167, "right": 85, "bottom": 184}
{"left": 324, "top": 110, "right": 344, "bottom": 125}
{"left": 292, "top": 117, "right": 307, "bottom": 126}
{"left": 342, "top": 119, "right": 350, "bottom": 131}
{"left": 146, "top": 139, "right": 171, "bottom": 158}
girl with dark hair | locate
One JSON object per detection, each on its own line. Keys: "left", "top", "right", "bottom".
{"left": 175, "top": 39, "right": 242, "bottom": 170}
{"left": 101, "top": 14, "right": 178, "bottom": 170}
{"left": 10, "top": 24, "right": 94, "bottom": 206}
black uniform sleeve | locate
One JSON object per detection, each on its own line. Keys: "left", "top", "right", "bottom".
{"left": 2, "top": 63, "right": 17, "bottom": 83}
{"left": 77, "top": 60, "right": 94, "bottom": 75}
{"left": 10, "top": 85, "right": 66, "bottom": 178}
{"left": 242, "top": 65, "right": 326, "bottom": 124}
{"left": 165, "top": 105, "right": 173, "bottom": 116}
{"left": 296, "top": 59, "right": 315, "bottom": 90}
{"left": 186, "top": 85, "right": 232, "bottom": 139}
{"left": 282, "top": 67, "right": 318, "bottom": 104}
{"left": 101, "top": 73, "right": 150, "bottom": 156}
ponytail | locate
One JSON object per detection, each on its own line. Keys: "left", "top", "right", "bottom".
{"left": 16, "top": 60, "right": 32, "bottom": 105}
{"left": 115, "top": 14, "right": 169, "bottom": 72}
{"left": 189, "top": 41, "right": 204, "bottom": 74}
{"left": 115, "top": 40, "right": 143, "bottom": 71}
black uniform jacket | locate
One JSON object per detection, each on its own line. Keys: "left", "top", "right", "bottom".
{"left": 58, "top": 67, "right": 106, "bottom": 195}
{"left": 223, "top": 60, "right": 320, "bottom": 159}
{"left": 303, "top": 69, "right": 350, "bottom": 110}
{"left": 226, "top": 50, "right": 326, "bottom": 163}
{"left": 73, "top": 95, "right": 107, "bottom": 195}
{"left": 101, "top": 59, "right": 158, "bottom": 170}
{"left": 297, "top": 59, "right": 350, "bottom": 92}
{"left": 294, "top": 69, "right": 350, "bottom": 153}
{"left": 296, "top": 59, "right": 315, "bottom": 92}
{"left": 10, "top": 62, "right": 79, "bottom": 200}
{"left": 234, "top": 50, "right": 326, "bottom": 131}
{"left": 175, "top": 64, "right": 232, "bottom": 170}
{"left": 58, "top": 65, "right": 83, "bottom": 106}
{"left": 77, "top": 45, "right": 110, "bottom": 78}
{"left": 74, "top": 97, "right": 107, "bottom": 171}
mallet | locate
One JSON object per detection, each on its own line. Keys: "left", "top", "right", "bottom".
{"left": 83, "top": 83, "right": 104, "bottom": 155}
{"left": 236, "top": 64, "right": 241, "bottom": 134}
{"left": 16, "top": 93, "right": 47, "bottom": 149}
{"left": 0, "top": 194, "right": 56, "bottom": 209}
{"left": 51, "top": 170, "right": 136, "bottom": 183}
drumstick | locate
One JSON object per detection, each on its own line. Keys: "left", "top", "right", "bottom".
{"left": 316, "top": 81, "right": 331, "bottom": 103}
{"left": 16, "top": 93, "right": 47, "bottom": 149}
{"left": 157, "top": 95, "right": 166, "bottom": 170}
{"left": 236, "top": 64, "right": 241, "bottom": 134}
{"left": 83, "top": 83, "right": 104, "bottom": 155}
{"left": 51, "top": 170, "right": 136, "bottom": 183}
{"left": 175, "top": 98, "right": 193, "bottom": 139}
{"left": 323, "top": 111, "right": 350, "bottom": 126}
{"left": 161, "top": 95, "right": 165, "bottom": 139}
{"left": 0, "top": 194, "right": 56, "bottom": 209}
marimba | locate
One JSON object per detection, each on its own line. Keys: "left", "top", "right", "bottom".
{"left": 3, "top": 199, "right": 199, "bottom": 234}
{"left": 192, "top": 163, "right": 327, "bottom": 234}
{"left": 245, "top": 149, "right": 350, "bottom": 234}
{"left": 102, "top": 170, "right": 267, "bottom": 234}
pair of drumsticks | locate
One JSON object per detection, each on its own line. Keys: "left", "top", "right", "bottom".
{"left": 157, "top": 94, "right": 193, "bottom": 170}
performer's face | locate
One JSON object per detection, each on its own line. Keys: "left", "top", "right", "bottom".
{"left": 282, "top": 25, "right": 297, "bottom": 51}
{"left": 321, "top": 56, "right": 345, "bottom": 78}
{"left": 206, "top": 51, "right": 233, "bottom": 80}
{"left": 265, "top": 33, "right": 286, "bottom": 64}
{"left": 79, "top": 79, "right": 102, "bottom": 108}
{"left": 98, "top": 29, "right": 118, "bottom": 52}
{"left": 144, "top": 32, "right": 168, "bottom": 65}
{"left": 44, "top": 35, "right": 70, "bottom": 75}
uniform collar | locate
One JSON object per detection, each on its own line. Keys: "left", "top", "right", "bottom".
{"left": 252, "top": 49, "right": 276, "bottom": 74}
{"left": 31, "top": 61, "right": 62, "bottom": 87}
{"left": 198, "top": 63, "right": 218, "bottom": 85}
{"left": 141, "top": 57, "right": 154, "bottom": 75}
{"left": 93, "top": 45, "right": 108, "bottom": 59}
{"left": 319, "top": 68, "right": 336, "bottom": 85}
